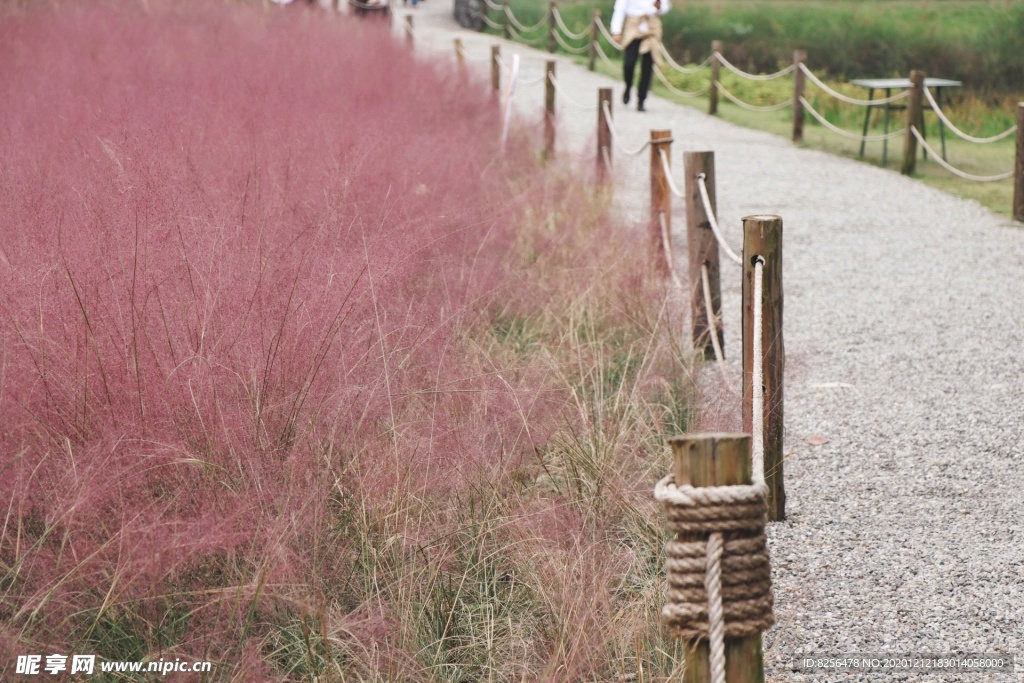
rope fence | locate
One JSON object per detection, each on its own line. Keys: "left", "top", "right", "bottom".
{"left": 466, "top": 1, "right": 1021, "bottom": 211}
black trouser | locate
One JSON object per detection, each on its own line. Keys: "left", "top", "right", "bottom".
{"left": 623, "top": 38, "right": 653, "bottom": 104}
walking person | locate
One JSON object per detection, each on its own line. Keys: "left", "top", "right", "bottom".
{"left": 611, "top": 0, "right": 670, "bottom": 111}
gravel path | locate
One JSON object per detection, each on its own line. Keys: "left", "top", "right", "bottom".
{"left": 387, "top": 5, "right": 1024, "bottom": 680}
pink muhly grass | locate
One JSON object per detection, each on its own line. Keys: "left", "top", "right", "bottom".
{"left": 0, "top": 1, "right": 695, "bottom": 679}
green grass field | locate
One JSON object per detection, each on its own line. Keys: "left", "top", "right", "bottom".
{"left": 487, "top": 0, "right": 1021, "bottom": 217}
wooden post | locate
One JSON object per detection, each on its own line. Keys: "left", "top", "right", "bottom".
{"left": 1014, "top": 103, "right": 1024, "bottom": 222}
{"left": 454, "top": 39, "right": 465, "bottom": 69}
{"left": 544, "top": 61, "right": 556, "bottom": 159}
{"left": 791, "top": 50, "right": 806, "bottom": 143}
{"left": 404, "top": 14, "right": 413, "bottom": 48}
{"left": 742, "top": 215, "right": 784, "bottom": 522}
{"left": 548, "top": 1, "right": 557, "bottom": 53}
{"left": 491, "top": 46, "right": 501, "bottom": 94}
{"left": 709, "top": 40, "right": 722, "bottom": 115}
{"left": 588, "top": 9, "right": 600, "bottom": 72}
{"left": 597, "top": 88, "right": 612, "bottom": 181}
{"left": 669, "top": 433, "right": 766, "bottom": 683}
{"left": 901, "top": 70, "right": 925, "bottom": 175}
{"left": 685, "top": 151, "right": 723, "bottom": 360}
{"left": 650, "top": 130, "right": 673, "bottom": 274}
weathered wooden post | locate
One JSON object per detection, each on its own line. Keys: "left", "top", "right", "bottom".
{"left": 1014, "top": 103, "right": 1024, "bottom": 223}
{"left": 665, "top": 433, "right": 771, "bottom": 683}
{"left": 685, "top": 152, "right": 723, "bottom": 360}
{"left": 742, "top": 216, "right": 785, "bottom": 522}
{"left": 491, "top": 45, "right": 501, "bottom": 94}
{"left": 404, "top": 14, "right": 414, "bottom": 48}
{"left": 650, "top": 130, "right": 673, "bottom": 273}
{"left": 588, "top": 9, "right": 600, "bottom": 72}
{"left": 597, "top": 87, "right": 612, "bottom": 180}
{"left": 901, "top": 70, "right": 925, "bottom": 175}
{"left": 454, "top": 39, "right": 466, "bottom": 69}
{"left": 709, "top": 40, "right": 723, "bottom": 115}
{"left": 547, "top": 1, "right": 557, "bottom": 53}
{"left": 544, "top": 61, "right": 556, "bottom": 159}
{"left": 791, "top": 50, "right": 807, "bottom": 143}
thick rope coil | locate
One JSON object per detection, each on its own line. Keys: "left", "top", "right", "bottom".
{"left": 551, "top": 7, "right": 590, "bottom": 40}
{"left": 799, "top": 64, "right": 909, "bottom": 106}
{"left": 503, "top": 6, "right": 548, "bottom": 33}
{"left": 548, "top": 74, "right": 599, "bottom": 110}
{"left": 658, "top": 45, "right": 713, "bottom": 74}
{"left": 799, "top": 96, "right": 903, "bottom": 142}
{"left": 654, "top": 66, "right": 710, "bottom": 99}
{"left": 654, "top": 475, "right": 774, "bottom": 645}
{"left": 909, "top": 127, "right": 1014, "bottom": 182}
{"left": 697, "top": 174, "right": 742, "bottom": 266}
{"left": 713, "top": 52, "right": 796, "bottom": 81}
{"left": 923, "top": 88, "right": 1018, "bottom": 144}
{"left": 553, "top": 30, "right": 591, "bottom": 55}
{"left": 715, "top": 82, "right": 792, "bottom": 112}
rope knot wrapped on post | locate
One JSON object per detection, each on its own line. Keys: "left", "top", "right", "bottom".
{"left": 654, "top": 475, "right": 774, "bottom": 642}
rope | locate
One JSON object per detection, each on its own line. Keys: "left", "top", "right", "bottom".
{"left": 483, "top": 0, "right": 502, "bottom": 9}
{"left": 658, "top": 211, "right": 686, "bottom": 291}
{"left": 595, "top": 19, "right": 624, "bottom": 51}
{"left": 799, "top": 96, "right": 904, "bottom": 142}
{"left": 553, "top": 30, "right": 590, "bottom": 55}
{"left": 551, "top": 7, "right": 590, "bottom": 40}
{"left": 923, "top": 88, "right": 1018, "bottom": 144}
{"left": 715, "top": 82, "right": 792, "bottom": 112}
{"left": 798, "top": 64, "right": 909, "bottom": 106}
{"left": 697, "top": 174, "right": 742, "bottom": 266}
{"left": 455, "top": 44, "right": 492, "bottom": 62}
{"left": 654, "top": 66, "right": 710, "bottom": 99}
{"left": 751, "top": 258, "right": 765, "bottom": 485}
{"left": 659, "top": 149, "right": 685, "bottom": 199}
{"left": 701, "top": 263, "right": 735, "bottom": 394}
{"left": 909, "top": 126, "right": 1014, "bottom": 182}
{"left": 482, "top": 14, "right": 504, "bottom": 29}
{"left": 659, "top": 44, "right": 713, "bottom": 74}
{"left": 705, "top": 532, "right": 726, "bottom": 683}
{"left": 548, "top": 74, "right": 599, "bottom": 110}
{"left": 507, "top": 24, "right": 547, "bottom": 47}
{"left": 601, "top": 143, "right": 612, "bottom": 171}
{"left": 653, "top": 477, "right": 774, "bottom": 636}
{"left": 503, "top": 6, "right": 547, "bottom": 33}
{"left": 596, "top": 42, "right": 620, "bottom": 71}
{"left": 714, "top": 52, "right": 795, "bottom": 81}
{"left": 601, "top": 100, "right": 651, "bottom": 156}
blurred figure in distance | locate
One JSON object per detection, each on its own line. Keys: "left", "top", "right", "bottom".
{"left": 611, "top": 0, "right": 670, "bottom": 111}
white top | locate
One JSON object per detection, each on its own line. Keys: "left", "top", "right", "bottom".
{"left": 610, "top": 0, "right": 671, "bottom": 36}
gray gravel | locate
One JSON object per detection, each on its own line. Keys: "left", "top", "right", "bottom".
{"left": 388, "top": 5, "right": 1024, "bottom": 680}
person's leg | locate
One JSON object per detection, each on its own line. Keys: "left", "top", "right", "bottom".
{"left": 623, "top": 39, "right": 640, "bottom": 104}
{"left": 637, "top": 51, "right": 653, "bottom": 110}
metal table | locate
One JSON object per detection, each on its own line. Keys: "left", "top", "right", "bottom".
{"left": 850, "top": 77, "right": 962, "bottom": 166}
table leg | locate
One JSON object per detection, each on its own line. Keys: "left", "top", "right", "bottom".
{"left": 859, "top": 88, "right": 874, "bottom": 158}
{"left": 882, "top": 89, "right": 890, "bottom": 167}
